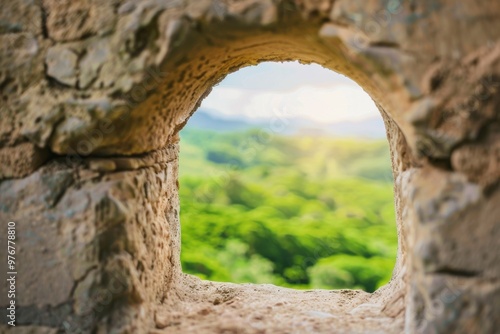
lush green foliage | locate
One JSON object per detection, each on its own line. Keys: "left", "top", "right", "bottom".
{"left": 179, "top": 128, "right": 397, "bottom": 292}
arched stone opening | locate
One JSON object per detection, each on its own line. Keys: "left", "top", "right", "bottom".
{"left": 0, "top": 1, "right": 499, "bottom": 333}
{"left": 164, "top": 23, "right": 414, "bottom": 332}
{"left": 170, "top": 60, "right": 405, "bottom": 332}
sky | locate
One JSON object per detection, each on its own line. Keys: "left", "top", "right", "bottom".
{"left": 199, "top": 61, "right": 379, "bottom": 124}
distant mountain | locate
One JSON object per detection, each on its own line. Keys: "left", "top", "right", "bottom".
{"left": 185, "top": 109, "right": 387, "bottom": 139}
{"left": 186, "top": 109, "right": 256, "bottom": 132}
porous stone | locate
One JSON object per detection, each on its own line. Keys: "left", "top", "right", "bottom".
{"left": 0, "top": 0, "right": 499, "bottom": 333}
{"left": 45, "top": 46, "right": 79, "bottom": 86}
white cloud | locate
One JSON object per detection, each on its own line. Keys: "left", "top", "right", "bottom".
{"left": 201, "top": 87, "right": 245, "bottom": 116}
{"left": 201, "top": 84, "right": 378, "bottom": 124}
{"left": 199, "top": 62, "right": 379, "bottom": 124}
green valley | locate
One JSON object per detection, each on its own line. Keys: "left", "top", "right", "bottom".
{"left": 179, "top": 128, "right": 397, "bottom": 292}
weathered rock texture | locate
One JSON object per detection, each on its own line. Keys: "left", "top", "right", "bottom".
{"left": 0, "top": 0, "right": 498, "bottom": 333}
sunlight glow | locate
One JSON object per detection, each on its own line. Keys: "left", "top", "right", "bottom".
{"left": 201, "top": 62, "right": 379, "bottom": 124}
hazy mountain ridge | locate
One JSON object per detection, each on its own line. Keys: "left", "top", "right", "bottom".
{"left": 187, "top": 109, "right": 387, "bottom": 138}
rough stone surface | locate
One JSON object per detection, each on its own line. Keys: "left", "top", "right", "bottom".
{"left": 0, "top": 0, "right": 499, "bottom": 333}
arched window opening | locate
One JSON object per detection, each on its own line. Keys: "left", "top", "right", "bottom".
{"left": 179, "top": 62, "right": 397, "bottom": 292}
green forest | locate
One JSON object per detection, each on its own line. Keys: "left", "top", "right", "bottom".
{"left": 179, "top": 128, "right": 397, "bottom": 292}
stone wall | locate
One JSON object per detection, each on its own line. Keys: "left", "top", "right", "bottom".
{"left": 0, "top": 0, "right": 498, "bottom": 333}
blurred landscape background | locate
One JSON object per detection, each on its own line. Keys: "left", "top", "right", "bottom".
{"left": 179, "top": 62, "right": 397, "bottom": 292}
